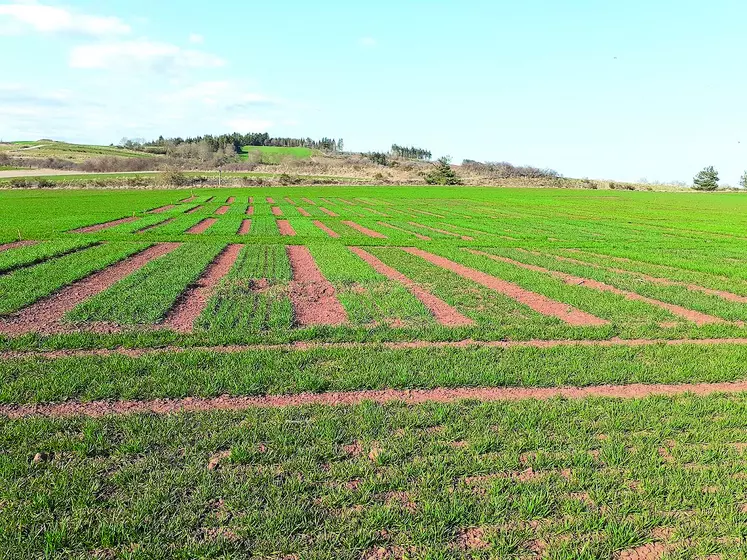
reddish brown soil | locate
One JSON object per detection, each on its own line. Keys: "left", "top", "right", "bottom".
{"left": 148, "top": 205, "right": 175, "bottom": 214}
{"left": 338, "top": 198, "right": 354, "bottom": 205}
{"left": 350, "top": 247, "right": 473, "bottom": 326}
{"left": 7, "top": 337, "right": 747, "bottom": 359}
{"left": 614, "top": 543, "right": 666, "bottom": 560}
{"left": 313, "top": 221, "right": 340, "bottom": 238}
{"left": 238, "top": 220, "right": 251, "bottom": 235}
{"left": 271, "top": 207, "right": 283, "bottom": 216}
{"left": 7, "top": 379, "right": 747, "bottom": 418}
{"left": 408, "top": 222, "right": 473, "bottom": 241}
{"left": 161, "top": 245, "right": 243, "bottom": 333}
{"left": 226, "top": 197, "right": 235, "bottom": 204}
{"left": 343, "top": 221, "right": 387, "bottom": 238}
{"left": 296, "top": 207, "right": 311, "bottom": 217}
{"left": 0, "top": 243, "right": 180, "bottom": 336}
{"left": 284, "top": 197, "right": 296, "bottom": 205}
{"left": 277, "top": 220, "right": 296, "bottom": 236}
{"left": 302, "top": 198, "right": 316, "bottom": 205}
{"left": 320, "top": 207, "right": 338, "bottom": 217}
{"left": 287, "top": 245, "right": 347, "bottom": 326}
{"left": 71, "top": 216, "right": 138, "bottom": 233}
{"left": 469, "top": 250, "right": 725, "bottom": 326}
{"left": 248, "top": 197, "right": 253, "bottom": 204}
{"left": 362, "top": 207, "right": 388, "bottom": 217}
{"left": 186, "top": 205, "right": 204, "bottom": 214}
{"left": 246, "top": 206, "right": 254, "bottom": 216}
{"left": 266, "top": 197, "right": 275, "bottom": 203}
{"left": 215, "top": 206, "right": 230, "bottom": 215}
{"left": 186, "top": 218, "right": 217, "bottom": 234}
{"left": 137, "top": 218, "right": 173, "bottom": 233}
{"left": 0, "top": 240, "right": 37, "bottom": 252}
{"left": 403, "top": 248, "right": 608, "bottom": 326}
{"left": 376, "top": 222, "right": 430, "bottom": 240}
{"left": 180, "top": 195, "right": 197, "bottom": 202}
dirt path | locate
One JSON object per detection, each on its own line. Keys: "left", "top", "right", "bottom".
{"left": 246, "top": 206, "right": 254, "bottom": 216}
{"left": 296, "top": 207, "right": 311, "bottom": 217}
{"left": 226, "top": 197, "right": 235, "bottom": 204}
{"left": 277, "top": 220, "right": 296, "bottom": 236}
{"left": 238, "top": 220, "right": 251, "bottom": 235}
{"left": 0, "top": 240, "right": 37, "bottom": 252}
{"left": 343, "top": 221, "right": 387, "bottom": 238}
{"left": 0, "top": 243, "right": 180, "bottom": 335}
{"left": 287, "top": 245, "right": 347, "bottom": 326}
{"left": 161, "top": 245, "right": 243, "bottom": 333}
{"left": 186, "top": 218, "right": 216, "bottom": 234}
{"left": 313, "top": 221, "right": 340, "bottom": 238}
{"left": 320, "top": 207, "right": 338, "bottom": 217}
{"left": 350, "top": 247, "right": 473, "bottom": 326}
{"left": 404, "top": 248, "right": 609, "bottom": 327}
{"left": 271, "top": 207, "right": 283, "bottom": 216}
{"left": 5, "top": 380, "right": 747, "bottom": 418}
{"left": 302, "top": 198, "right": 316, "bottom": 205}
{"left": 148, "top": 205, "right": 175, "bottom": 214}
{"left": 215, "top": 206, "right": 230, "bottom": 215}
{"left": 71, "top": 216, "right": 138, "bottom": 233}
{"left": 469, "top": 250, "right": 725, "bottom": 326}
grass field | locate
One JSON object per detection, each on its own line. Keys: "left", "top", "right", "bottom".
{"left": 240, "top": 145, "right": 315, "bottom": 162}
{"left": 0, "top": 140, "right": 154, "bottom": 162}
{"left": 3, "top": 185, "right": 747, "bottom": 557}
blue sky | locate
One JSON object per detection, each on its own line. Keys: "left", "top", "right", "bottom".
{"left": 1, "top": 0, "right": 746, "bottom": 184}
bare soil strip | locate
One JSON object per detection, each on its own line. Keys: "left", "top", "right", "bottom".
{"left": 343, "top": 221, "right": 387, "bottom": 239}
{"left": 350, "top": 247, "right": 473, "bottom": 326}
{"left": 277, "top": 220, "right": 296, "bottom": 236}
{"left": 246, "top": 206, "right": 254, "bottom": 216}
{"left": 0, "top": 243, "right": 180, "bottom": 336}
{"left": 161, "top": 245, "right": 243, "bottom": 333}
{"left": 71, "top": 217, "right": 138, "bottom": 234}
{"left": 470, "top": 250, "right": 725, "bottom": 326}
{"left": 238, "top": 219, "right": 251, "bottom": 235}
{"left": 404, "top": 248, "right": 608, "bottom": 327}
{"left": 320, "top": 198, "right": 336, "bottom": 206}
{"left": 186, "top": 218, "right": 217, "bottom": 234}
{"left": 320, "top": 207, "right": 339, "bottom": 217}
{"left": 361, "top": 207, "right": 388, "bottom": 217}
{"left": 376, "top": 222, "right": 431, "bottom": 240}
{"left": 137, "top": 218, "right": 172, "bottom": 233}
{"left": 271, "top": 207, "right": 283, "bottom": 216}
{"left": 215, "top": 206, "right": 230, "bottom": 215}
{"left": 0, "top": 240, "right": 37, "bottom": 252}
{"left": 302, "top": 198, "right": 316, "bottom": 205}
{"left": 285, "top": 197, "right": 296, "bottom": 205}
{"left": 297, "top": 207, "right": 312, "bottom": 217}
{"left": 9, "top": 337, "right": 747, "bottom": 361}
{"left": 179, "top": 195, "right": 197, "bottom": 203}
{"left": 148, "top": 205, "right": 175, "bottom": 214}
{"left": 287, "top": 245, "right": 348, "bottom": 326}
{"left": 408, "top": 222, "right": 473, "bottom": 241}
{"left": 7, "top": 380, "right": 747, "bottom": 418}
{"left": 186, "top": 205, "right": 204, "bottom": 214}
{"left": 226, "top": 197, "right": 235, "bottom": 204}
{"left": 248, "top": 197, "right": 253, "bottom": 204}
{"left": 555, "top": 250, "right": 747, "bottom": 304}
{"left": 313, "top": 221, "right": 340, "bottom": 238}
{"left": 266, "top": 197, "right": 275, "bottom": 203}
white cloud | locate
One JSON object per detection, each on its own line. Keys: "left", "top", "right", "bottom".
{"left": 0, "top": 1, "right": 130, "bottom": 36}
{"left": 359, "top": 37, "right": 377, "bottom": 47}
{"left": 188, "top": 33, "right": 203, "bottom": 44}
{"left": 69, "top": 39, "right": 226, "bottom": 71}
{"left": 226, "top": 118, "right": 274, "bottom": 131}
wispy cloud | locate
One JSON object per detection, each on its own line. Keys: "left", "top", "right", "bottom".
{"left": 69, "top": 40, "right": 226, "bottom": 71}
{"left": 0, "top": 1, "right": 130, "bottom": 37}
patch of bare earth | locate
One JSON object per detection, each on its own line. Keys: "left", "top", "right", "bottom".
{"left": 408, "top": 221, "right": 473, "bottom": 241}
{"left": 271, "top": 207, "right": 283, "bottom": 216}
{"left": 238, "top": 220, "right": 251, "bottom": 235}
{"left": 468, "top": 250, "right": 725, "bottom": 326}
{"left": 376, "top": 222, "right": 430, "bottom": 240}
{"left": 0, "top": 243, "right": 180, "bottom": 336}
{"left": 284, "top": 197, "right": 295, "bottom": 204}
{"left": 148, "top": 205, "right": 175, "bottom": 214}
{"left": 161, "top": 244, "right": 243, "bottom": 333}
{"left": 342, "top": 221, "right": 387, "bottom": 238}
{"left": 246, "top": 206, "right": 254, "bottom": 216}
{"left": 313, "top": 221, "right": 340, "bottom": 238}
{"left": 277, "top": 220, "right": 296, "bottom": 236}
{"left": 302, "top": 197, "right": 316, "bottom": 205}
{"left": 180, "top": 195, "right": 197, "bottom": 202}
{"left": 226, "top": 197, "right": 235, "bottom": 204}
{"left": 0, "top": 240, "right": 37, "bottom": 252}
{"left": 404, "top": 248, "right": 608, "bottom": 326}
{"left": 296, "top": 207, "right": 311, "bottom": 217}
{"left": 350, "top": 247, "right": 473, "bottom": 326}
{"left": 8, "top": 380, "right": 747, "bottom": 418}
{"left": 186, "top": 218, "right": 217, "bottom": 234}
{"left": 266, "top": 197, "right": 275, "bottom": 203}
{"left": 215, "top": 206, "right": 230, "bottom": 215}
{"left": 71, "top": 217, "right": 138, "bottom": 233}
{"left": 287, "top": 245, "right": 347, "bottom": 326}
{"left": 614, "top": 543, "right": 666, "bottom": 559}
{"left": 320, "top": 207, "right": 338, "bottom": 217}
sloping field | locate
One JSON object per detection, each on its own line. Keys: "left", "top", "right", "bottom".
{"left": 240, "top": 145, "right": 315, "bottom": 162}
{"left": 3, "top": 186, "right": 747, "bottom": 557}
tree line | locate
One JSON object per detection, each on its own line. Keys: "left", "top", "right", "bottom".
{"left": 119, "top": 133, "right": 344, "bottom": 154}
{"left": 390, "top": 144, "right": 432, "bottom": 160}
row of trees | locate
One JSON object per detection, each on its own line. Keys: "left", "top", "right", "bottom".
{"left": 390, "top": 144, "right": 432, "bottom": 160}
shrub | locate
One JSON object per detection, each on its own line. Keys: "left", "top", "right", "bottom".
{"left": 693, "top": 166, "right": 719, "bottom": 191}
{"left": 278, "top": 173, "right": 302, "bottom": 185}
{"left": 425, "top": 157, "right": 462, "bottom": 185}
{"left": 159, "top": 169, "right": 188, "bottom": 187}
{"left": 740, "top": 171, "right": 747, "bottom": 190}
{"left": 367, "top": 152, "right": 388, "bottom": 166}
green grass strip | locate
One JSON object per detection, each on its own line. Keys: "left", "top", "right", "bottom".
{"left": 0, "top": 239, "right": 96, "bottom": 275}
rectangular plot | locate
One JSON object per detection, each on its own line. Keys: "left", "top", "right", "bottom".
{"left": 287, "top": 245, "right": 347, "bottom": 326}
{"left": 67, "top": 243, "right": 226, "bottom": 325}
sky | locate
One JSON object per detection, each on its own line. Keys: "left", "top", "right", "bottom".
{"left": 1, "top": 0, "right": 746, "bottom": 185}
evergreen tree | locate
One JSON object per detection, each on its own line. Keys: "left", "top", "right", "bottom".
{"left": 425, "top": 157, "right": 462, "bottom": 185}
{"left": 693, "top": 166, "right": 719, "bottom": 191}
{"left": 740, "top": 171, "right": 747, "bottom": 189}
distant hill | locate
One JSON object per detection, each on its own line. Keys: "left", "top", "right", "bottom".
{"left": 240, "top": 145, "right": 315, "bottom": 163}
{"left": 1, "top": 140, "right": 155, "bottom": 162}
